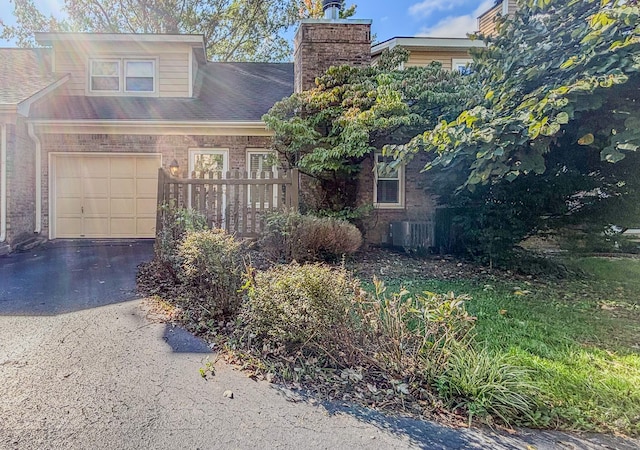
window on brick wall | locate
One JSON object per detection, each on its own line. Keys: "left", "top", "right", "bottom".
{"left": 247, "top": 149, "right": 278, "bottom": 207}
{"left": 374, "top": 153, "right": 404, "bottom": 208}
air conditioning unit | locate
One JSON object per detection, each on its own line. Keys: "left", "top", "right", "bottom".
{"left": 389, "top": 221, "right": 433, "bottom": 251}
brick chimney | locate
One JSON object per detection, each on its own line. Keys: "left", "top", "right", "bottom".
{"left": 293, "top": 1, "right": 372, "bottom": 93}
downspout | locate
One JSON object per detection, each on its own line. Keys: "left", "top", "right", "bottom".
{"left": 0, "top": 123, "right": 6, "bottom": 242}
{"left": 27, "top": 123, "right": 42, "bottom": 234}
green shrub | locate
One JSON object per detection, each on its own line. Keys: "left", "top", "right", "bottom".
{"left": 260, "top": 211, "right": 362, "bottom": 262}
{"left": 155, "top": 205, "right": 208, "bottom": 276}
{"left": 234, "top": 263, "right": 361, "bottom": 361}
{"left": 177, "top": 229, "right": 245, "bottom": 319}
{"left": 434, "top": 347, "right": 537, "bottom": 426}
{"left": 354, "top": 279, "right": 476, "bottom": 379}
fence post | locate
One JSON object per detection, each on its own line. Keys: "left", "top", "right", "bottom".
{"left": 290, "top": 168, "right": 299, "bottom": 211}
{"left": 156, "top": 168, "right": 165, "bottom": 237}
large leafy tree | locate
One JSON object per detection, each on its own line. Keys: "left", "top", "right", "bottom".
{"left": 1, "top": 0, "right": 354, "bottom": 61}
{"left": 396, "top": 0, "right": 640, "bottom": 185}
{"left": 263, "top": 49, "right": 481, "bottom": 211}
{"left": 386, "top": 0, "right": 640, "bottom": 260}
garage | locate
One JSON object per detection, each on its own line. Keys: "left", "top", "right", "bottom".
{"left": 51, "top": 154, "right": 161, "bottom": 238}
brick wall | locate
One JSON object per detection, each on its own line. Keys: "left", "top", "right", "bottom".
{"left": 293, "top": 20, "right": 371, "bottom": 92}
{"left": 5, "top": 118, "right": 36, "bottom": 246}
{"left": 38, "top": 133, "right": 272, "bottom": 237}
{"left": 357, "top": 152, "right": 437, "bottom": 245}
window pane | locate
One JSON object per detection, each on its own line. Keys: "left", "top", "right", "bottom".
{"left": 377, "top": 180, "right": 399, "bottom": 204}
{"left": 249, "top": 153, "right": 273, "bottom": 174}
{"left": 126, "top": 77, "right": 154, "bottom": 92}
{"left": 195, "top": 154, "right": 224, "bottom": 173}
{"left": 91, "top": 76, "right": 119, "bottom": 91}
{"left": 376, "top": 154, "right": 399, "bottom": 179}
{"left": 92, "top": 61, "right": 118, "bottom": 76}
{"left": 126, "top": 61, "right": 154, "bottom": 77}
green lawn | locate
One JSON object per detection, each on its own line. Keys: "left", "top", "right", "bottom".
{"left": 375, "top": 257, "right": 640, "bottom": 435}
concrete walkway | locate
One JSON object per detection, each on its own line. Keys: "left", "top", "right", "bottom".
{"left": 0, "top": 243, "right": 638, "bottom": 449}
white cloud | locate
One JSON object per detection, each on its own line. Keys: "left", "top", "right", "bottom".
{"left": 408, "top": 0, "right": 469, "bottom": 19}
{"left": 416, "top": 0, "right": 494, "bottom": 37}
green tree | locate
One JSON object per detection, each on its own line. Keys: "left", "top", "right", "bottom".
{"left": 387, "top": 0, "right": 640, "bottom": 261}
{"left": 0, "top": 0, "right": 342, "bottom": 61}
{"left": 397, "top": 0, "right": 640, "bottom": 186}
{"left": 263, "top": 48, "right": 481, "bottom": 211}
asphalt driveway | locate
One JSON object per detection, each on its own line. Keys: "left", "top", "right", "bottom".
{"left": 0, "top": 242, "right": 638, "bottom": 449}
{"left": 0, "top": 240, "right": 154, "bottom": 315}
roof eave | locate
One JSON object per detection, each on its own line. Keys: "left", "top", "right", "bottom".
{"left": 35, "top": 32, "right": 206, "bottom": 46}
{"left": 371, "top": 37, "right": 485, "bottom": 56}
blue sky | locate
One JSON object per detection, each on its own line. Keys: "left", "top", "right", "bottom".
{"left": 0, "top": 0, "right": 495, "bottom": 47}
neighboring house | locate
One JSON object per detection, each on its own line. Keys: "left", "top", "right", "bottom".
{"left": 0, "top": 2, "right": 488, "bottom": 253}
{"left": 478, "top": 0, "right": 519, "bottom": 36}
{"left": 0, "top": 49, "right": 68, "bottom": 254}
{"left": 371, "top": 36, "right": 484, "bottom": 72}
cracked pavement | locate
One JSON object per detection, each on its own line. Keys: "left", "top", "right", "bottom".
{"left": 1, "top": 242, "right": 638, "bottom": 449}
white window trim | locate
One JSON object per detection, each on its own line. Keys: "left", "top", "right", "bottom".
{"left": 189, "top": 148, "right": 229, "bottom": 178}
{"left": 373, "top": 152, "right": 405, "bottom": 209}
{"left": 246, "top": 149, "right": 278, "bottom": 207}
{"left": 124, "top": 59, "right": 157, "bottom": 94}
{"left": 452, "top": 58, "right": 473, "bottom": 73}
{"left": 89, "top": 59, "right": 121, "bottom": 93}
{"left": 188, "top": 148, "right": 229, "bottom": 224}
{"left": 88, "top": 57, "right": 159, "bottom": 96}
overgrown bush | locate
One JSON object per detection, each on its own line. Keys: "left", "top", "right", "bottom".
{"left": 155, "top": 205, "right": 208, "bottom": 277}
{"left": 137, "top": 206, "right": 209, "bottom": 297}
{"left": 234, "top": 263, "right": 363, "bottom": 363}
{"left": 434, "top": 347, "right": 537, "bottom": 426}
{"left": 354, "top": 279, "right": 475, "bottom": 380}
{"left": 260, "top": 210, "right": 362, "bottom": 262}
{"left": 177, "top": 229, "right": 245, "bottom": 319}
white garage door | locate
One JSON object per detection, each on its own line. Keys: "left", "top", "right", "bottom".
{"left": 53, "top": 154, "right": 161, "bottom": 238}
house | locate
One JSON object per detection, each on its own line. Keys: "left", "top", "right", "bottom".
{"left": 371, "top": 36, "right": 484, "bottom": 72}
{"left": 478, "top": 0, "right": 519, "bottom": 37}
{"left": 0, "top": 1, "right": 486, "bottom": 253}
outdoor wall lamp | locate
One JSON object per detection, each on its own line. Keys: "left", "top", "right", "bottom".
{"left": 169, "top": 159, "right": 180, "bottom": 177}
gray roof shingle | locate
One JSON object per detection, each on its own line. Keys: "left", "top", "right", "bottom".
{"left": 30, "top": 61, "right": 294, "bottom": 121}
{"left": 0, "top": 48, "right": 61, "bottom": 105}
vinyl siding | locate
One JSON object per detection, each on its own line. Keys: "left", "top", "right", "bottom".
{"left": 478, "top": 1, "right": 519, "bottom": 36}
{"left": 405, "top": 50, "right": 472, "bottom": 70}
{"left": 53, "top": 41, "right": 191, "bottom": 97}
{"left": 506, "top": 0, "right": 518, "bottom": 15}
{"left": 478, "top": 4, "right": 501, "bottom": 36}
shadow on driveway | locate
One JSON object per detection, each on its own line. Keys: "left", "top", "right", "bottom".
{"left": 0, "top": 240, "right": 154, "bottom": 315}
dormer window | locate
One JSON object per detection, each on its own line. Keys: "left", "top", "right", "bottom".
{"left": 125, "top": 61, "right": 154, "bottom": 92}
{"left": 89, "top": 58, "right": 157, "bottom": 95}
{"left": 90, "top": 60, "right": 120, "bottom": 92}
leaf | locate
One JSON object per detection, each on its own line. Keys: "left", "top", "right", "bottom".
{"left": 556, "top": 112, "right": 569, "bottom": 124}
{"left": 578, "top": 133, "right": 595, "bottom": 145}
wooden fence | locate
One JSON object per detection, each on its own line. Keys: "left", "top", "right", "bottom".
{"left": 156, "top": 168, "right": 299, "bottom": 238}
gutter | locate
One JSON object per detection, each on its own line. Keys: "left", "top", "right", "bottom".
{"left": 0, "top": 124, "right": 6, "bottom": 242}
{"left": 27, "top": 123, "right": 42, "bottom": 234}
{"left": 29, "top": 120, "right": 268, "bottom": 128}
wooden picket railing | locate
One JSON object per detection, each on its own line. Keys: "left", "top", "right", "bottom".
{"left": 156, "top": 168, "right": 299, "bottom": 238}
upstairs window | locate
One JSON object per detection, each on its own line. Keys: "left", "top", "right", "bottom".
{"left": 89, "top": 58, "right": 156, "bottom": 95}
{"left": 90, "top": 60, "right": 120, "bottom": 92}
{"left": 125, "top": 61, "right": 155, "bottom": 92}
{"left": 452, "top": 58, "right": 473, "bottom": 75}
